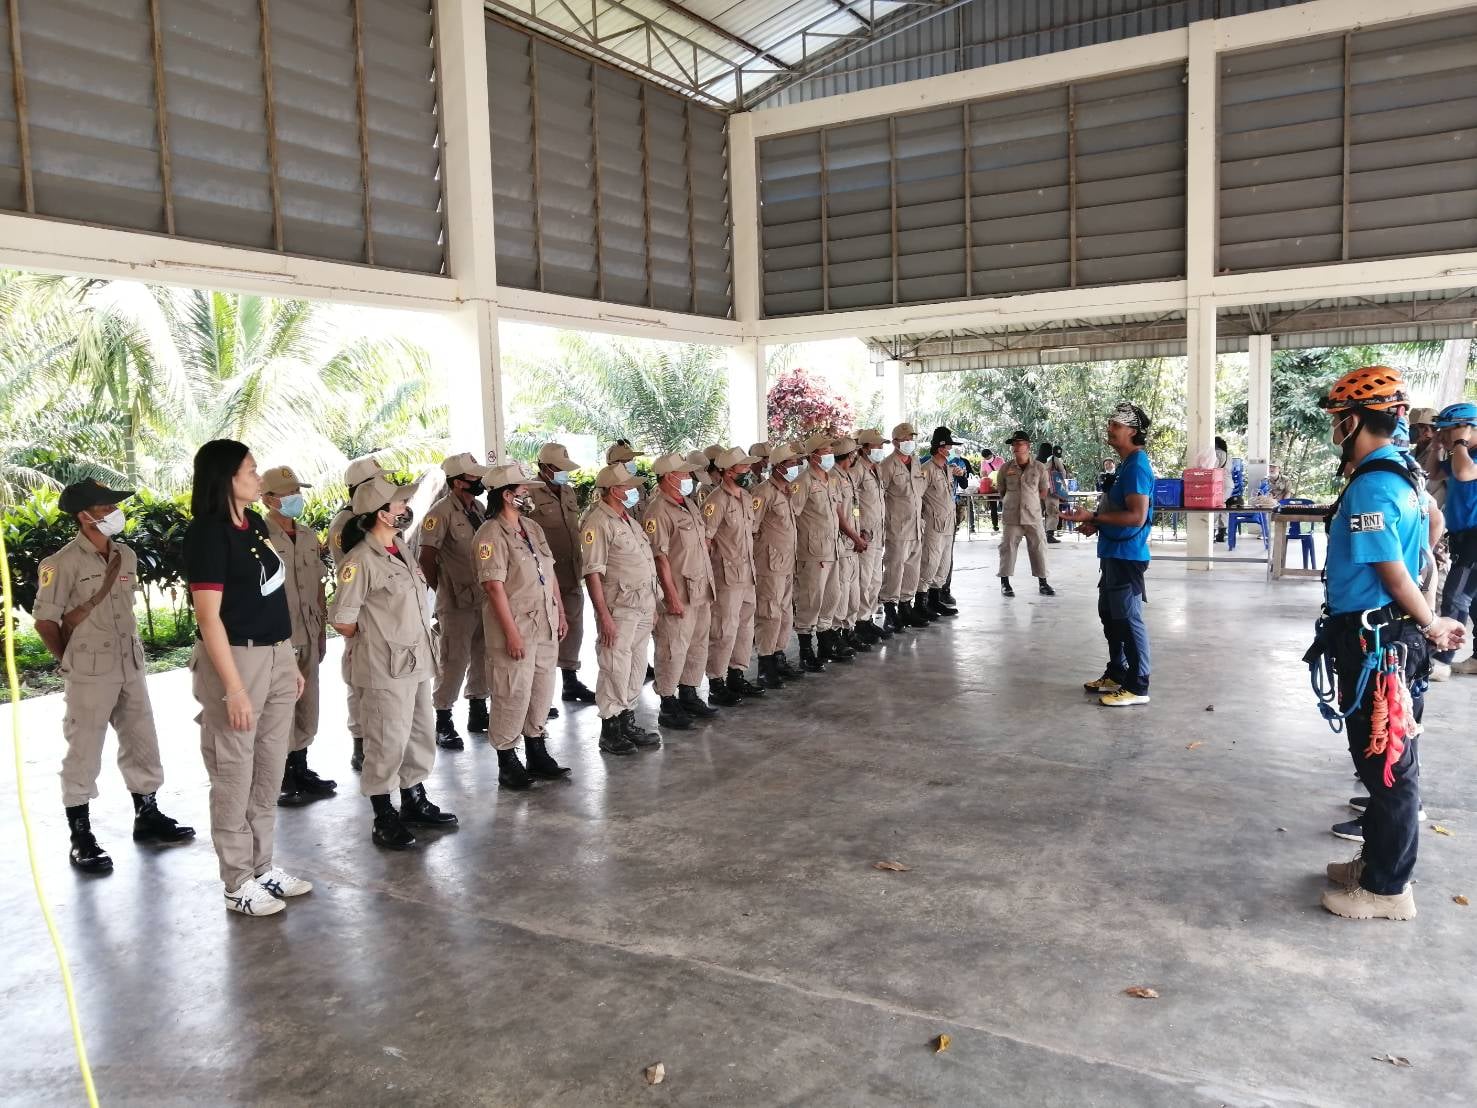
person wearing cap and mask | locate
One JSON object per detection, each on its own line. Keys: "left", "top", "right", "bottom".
{"left": 793, "top": 433, "right": 845, "bottom": 672}
{"left": 606, "top": 440, "right": 650, "bottom": 513}
{"left": 527, "top": 442, "right": 598, "bottom": 709}
{"left": 918, "top": 427, "right": 962, "bottom": 619}
{"left": 994, "top": 431, "right": 1056, "bottom": 598}
{"left": 1407, "top": 407, "right": 1446, "bottom": 508}
{"left": 582, "top": 463, "right": 663, "bottom": 754}
{"left": 751, "top": 443, "right": 807, "bottom": 687}
{"left": 878, "top": 422, "right": 930, "bottom": 632}
{"left": 850, "top": 430, "right": 890, "bottom": 643}
{"left": 685, "top": 449, "right": 716, "bottom": 504}
{"left": 420, "top": 452, "right": 493, "bottom": 750}
{"left": 824, "top": 437, "right": 872, "bottom": 658}
{"left": 704, "top": 446, "right": 767, "bottom": 705}
{"left": 642, "top": 452, "right": 720, "bottom": 727}
{"left": 261, "top": 465, "right": 335, "bottom": 806}
{"left": 329, "top": 455, "right": 388, "bottom": 773}
{"left": 473, "top": 463, "right": 573, "bottom": 789}
{"left": 331, "top": 476, "right": 458, "bottom": 850}
{"left": 33, "top": 479, "right": 195, "bottom": 875}
{"left": 748, "top": 443, "right": 771, "bottom": 486}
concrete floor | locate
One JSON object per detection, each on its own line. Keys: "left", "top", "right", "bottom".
{"left": 2, "top": 536, "right": 1475, "bottom": 1107}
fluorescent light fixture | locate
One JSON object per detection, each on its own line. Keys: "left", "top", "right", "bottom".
{"left": 153, "top": 260, "right": 298, "bottom": 284}
{"left": 599, "top": 311, "right": 667, "bottom": 327}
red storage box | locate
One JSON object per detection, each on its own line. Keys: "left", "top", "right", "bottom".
{"left": 1181, "top": 467, "right": 1225, "bottom": 509}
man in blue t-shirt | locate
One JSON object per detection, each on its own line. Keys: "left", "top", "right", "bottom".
{"left": 1060, "top": 403, "right": 1155, "bottom": 707}
{"left": 1429, "top": 402, "right": 1477, "bottom": 681}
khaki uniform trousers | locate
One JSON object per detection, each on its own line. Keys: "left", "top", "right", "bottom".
{"left": 596, "top": 600, "right": 654, "bottom": 719}
{"left": 794, "top": 557, "right": 835, "bottom": 633}
{"left": 341, "top": 643, "right": 362, "bottom": 739}
{"left": 653, "top": 599, "right": 711, "bottom": 697}
{"left": 60, "top": 666, "right": 164, "bottom": 808}
{"left": 1045, "top": 495, "right": 1063, "bottom": 532}
{"left": 825, "top": 551, "right": 860, "bottom": 628}
{"left": 488, "top": 636, "right": 558, "bottom": 752}
{"left": 882, "top": 531, "right": 922, "bottom": 603}
{"left": 857, "top": 541, "right": 884, "bottom": 621}
{"left": 358, "top": 679, "right": 437, "bottom": 795}
{"left": 921, "top": 526, "right": 954, "bottom": 589}
{"left": 290, "top": 643, "right": 320, "bottom": 752}
{"left": 999, "top": 523, "right": 1049, "bottom": 578}
{"left": 755, "top": 569, "right": 795, "bottom": 655}
{"left": 707, "top": 584, "right": 756, "bottom": 677}
{"left": 558, "top": 581, "right": 585, "bottom": 671}
{"left": 432, "top": 605, "right": 489, "bottom": 708}
{"left": 191, "top": 641, "right": 297, "bottom": 892}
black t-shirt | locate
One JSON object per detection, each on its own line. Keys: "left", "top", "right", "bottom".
{"left": 185, "top": 510, "right": 293, "bottom": 644}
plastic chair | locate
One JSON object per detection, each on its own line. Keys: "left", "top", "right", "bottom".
{"left": 1280, "top": 498, "right": 1317, "bottom": 570}
{"left": 1227, "top": 510, "right": 1269, "bottom": 552}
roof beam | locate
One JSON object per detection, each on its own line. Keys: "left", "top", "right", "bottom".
{"left": 647, "top": 0, "right": 793, "bottom": 71}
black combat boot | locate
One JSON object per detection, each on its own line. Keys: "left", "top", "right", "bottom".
{"left": 66, "top": 805, "right": 112, "bottom": 873}
{"left": 370, "top": 795, "right": 415, "bottom": 850}
{"left": 658, "top": 695, "right": 694, "bottom": 730}
{"left": 707, "top": 674, "right": 742, "bottom": 706}
{"left": 290, "top": 748, "right": 336, "bottom": 795}
{"left": 496, "top": 747, "right": 535, "bottom": 790}
{"left": 399, "top": 783, "right": 458, "bottom": 826}
{"left": 855, "top": 618, "right": 880, "bottom": 644}
{"left": 620, "top": 710, "right": 661, "bottom": 747}
{"left": 679, "top": 684, "right": 720, "bottom": 717}
{"left": 847, "top": 626, "right": 872, "bottom": 653}
{"left": 351, "top": 737, "right": 365, "bottom": 772}
{"left": 561, "top": 668, "right": 597, "bottom": 703}
{"left": 1000, "top": 577, "right": 1015, "bottom": 597}
{"left": 523, "top": 734, "right": 571, "bottom": 779}
{"left": 826, "top": 629, "right": 855, "bottom": 663}
{"left": 902, "top": 598, "right": 928, "bottom": 627}
{"left": 756, "top": 654, "right": 785, "bottom": 690}
{"left": 466, "top": 698, "right": 489, "bottom": 733}
{"left": 131, "top": 792, "right": 196, "bottom": 843}
{"left": 599, "top": 715, "right": 637, "bottom": 755}
{"left": 929, "top": 587, "right": 958, "bottom": 617}
{"left": 883, "top": 601, "right": 904, "bottom": 635}
{"left": 729, "top": 666, "right": 766, "bottom": 698}
{"left": 1039, "top": 578, "right": 1056, "bottom": 596}
{"left": 774, "top": 651, "right": 804, "bottom": 679}
{"left": 435, "top": 708, "right": 464, "bottom": 751}
{"left": 278, "top": 755, "right": 310, "bottom": 807}
{"left": 912, "top": 593, "right": 936, "bottom": 624}
{"left": 798, "top": 633, "right": 826, "bottom": 673}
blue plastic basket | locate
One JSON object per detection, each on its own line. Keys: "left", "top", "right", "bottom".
{"left": 1153, "top": 478, "right": 1183, "bottom": 507}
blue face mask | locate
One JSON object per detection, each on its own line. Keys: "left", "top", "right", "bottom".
{"left": 868, "top": 448, "right": 885, "bottom": 463}
{"left": 551, "top": 470, "right": 571, "bottom": 486}
{"left": 278, "top": 493, "right": 305, "bottom": 519}
{"left": 784, "top": 465, "right": 801, "bottom": 482}
{"left": 679, "top": 477, "right": 695, "bottom": 497}
{"left": 624, "top": 460, "right": 638, "bottom": 476}
{"left": 622, "top": 487, "right": 640, "bottom": 509}
{"left": 818, "top": 454, "right": 835, "bottom": 472}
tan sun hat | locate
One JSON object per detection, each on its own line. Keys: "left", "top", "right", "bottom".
{"left": 891, "top": 422, "right": 918, "bottom": 440}
{"left": 831, "top": 436, "right": 858, "bottom": 455}
{"left": 536, "top": 442, "right": 579, "bottom": 471}
{"left": 769, "top": 442, "right": 800, "bottom": 469}
{"left": 594, "top": 463, "right": 637, "bottom": 489}
{"left": 1409, "top": 407, "right": 1438, "bottom": 427}
{"left": 344, "top": 455, "right": 387, "bottom": 488}
{"left": 748, "top": 442, "right": 771, "bottom": 459}
{"left": 485, "top": 461, "right": 534, "bottom": 488}
{"left": 803, "top": 432, "right": 836, "bottom": 455}
{"left": 703, "top": 443, "right": 726, "bottom": 462}
{"left": 652, "top": 451, "right": 698, "bottom": 476}
{"left": 856, "top": 428, "right": 884, "bottom": 448}
{"left": 262, "top": 464, "right": 312, "bottom": 497}
{"left": 605, "top": 442, "right": 644, "bottom": 464}
{"left": 715, "top": 446, "right": 760, "bottom": 470}
{"left": 441, "top": 451, "right": 492, "bottom": 480}
{"left": 351, "top": 475, "right": 417, "bottom": 515}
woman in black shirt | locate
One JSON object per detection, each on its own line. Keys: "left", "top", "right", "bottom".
{"left": 184, "top": 440, "right": 312, "bottom": 917}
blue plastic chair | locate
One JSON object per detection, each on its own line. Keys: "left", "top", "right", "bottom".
{"left": 1280, "top": 497, "right": 1317, "bottom": 570}
{"left": 1227, "top": 510, "right": 1269, "bottom": 552}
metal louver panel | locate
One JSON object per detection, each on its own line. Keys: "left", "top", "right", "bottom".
{"left": 825, "top": 119, "right": 893, "bottom": 310}
{"left": 486, "top": 18, "right": 536, "bottom": 289}
{"left": 688, "top": 106, "right": 731, "bottom": 318}
{"left": 595, "top": 66, "right": 646, "bottom": 308}
{"left": 534, "top": 39, "right": 597, "bottom": 298}
{"left": 894, "top": 106, "right": 965, "bottom": 304}
{"left": 758, "top": 131, "right": 823, "bottom": 315}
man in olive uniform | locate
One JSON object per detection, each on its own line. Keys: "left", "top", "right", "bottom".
{"left": 878, "top": 422, "right": 930, "bottom": 631}
{"left": 420, "top": 452, "right": 492, "bottom": 750}
{"left": 582, "top": 463, "right": 662, "bottom": 755}
{"left": 329, "top": 454, "right": 389, "bottom": 772}
{"left": 33, "top": 479, "right": 195, "bottom": 873}
{"left": 705, "top": 446, "right": 766, "bottom": 705}
{"left": 643, "top": 452, "right": 718, "bottom": 729}
{"left": 919, "top": 427, "right": 962, "bottom": 619}
{"left": 825, "top": 437, "right": 871, "bottom": 658}
{"left": 995, "top": 430, "right": 1055, "bottom": 598}
{"left": 852, "top": 429, "right": 890, "bottom": 642}
{"left": 262, "top": 465, "right": 336, "bottom": 805}
{"left": 794, "top": 432, "right": 845, "bottom": 671}
{"left": 752, "top": 442, "right": 806, "bottom": 687}
{"left": 527, "top": 441, "right": 597, "bottom": 708}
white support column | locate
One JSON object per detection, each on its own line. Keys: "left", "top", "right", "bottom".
{"left": 727, "top": 339, "right": 766, "bottom": 446}
{"left": 880, "top": 360, "right": 905, "bottom": 434}
{"left": 728, "top": 112, "right": 761, "bottom": 334}
{"left": 433, "top": 0, "right": 503, "bottom": 458}
{"left": 1185, "top": 301, "right": 1217, "bottom": 566}
{"left": 1246, "top": 333, "right": 1273, "bottom": 481}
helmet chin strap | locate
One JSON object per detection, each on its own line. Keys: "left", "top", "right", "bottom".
{"left": 1337, "top": 410, "right": 1367, "bottom": 475}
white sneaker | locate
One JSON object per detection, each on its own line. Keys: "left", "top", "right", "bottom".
{"left": 256, "top": 867, "right": 313, "bottom": 898}
{"left": 1428, "top": 661, "right": 1451, "bottom": 682}
{"left": 225, "top": 879, "right": 285, "bottom": 916}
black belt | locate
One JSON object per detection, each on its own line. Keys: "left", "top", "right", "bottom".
{"left": 1324, "top": 603, "right": 1410, "bottom": 633}
{"left": 226, "top": 636, "right": 289, "bottom": 648}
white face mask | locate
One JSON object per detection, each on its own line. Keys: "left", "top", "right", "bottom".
{"left": 868, "top": 448, "right": 885, "bottom": 463}
{"left": 622, "top": 487, "right": 640, "bottom": 509}
{"left": 818, "top": 454, "right": 835, "bottom": 472}
{"left": 679, "top": 477, "right": 695, "bottom": 497}
{"left": 91, "top": 508, "right": 125, "bottom": 538}
{"left": 898, "top": 440, "right": 916, "bottom": 456}
{"left": 784, "top": 465, "right": 801, "bottom": 482}
{"left": 278, "top": 493, "right": 305, "bottom": 519}
{"left": 624, "top": 460, "right": 638, "bottom": 476}
{"left": 551, "top": 470, "right": 571, "bottom": 486}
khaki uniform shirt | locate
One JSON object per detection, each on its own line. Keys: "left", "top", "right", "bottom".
{"left": 641, "top": 491, "right": 715, "bottom": 610}
{"left": 878, "top": 453, "right": 926, "bottom": 541}
{"left": 835, "top": 467, "right": 864, "bottom": 557}
{"left": 473, "top": 514, "right": 561, "bottom": 648}
{"left": 795, "top": 468, "right": 842, "bottom": 561}
{"left": 705, "top": 483, "right": 758, "bottom": 588}
{"left": 921, "top": 457, "right": 956, "bottom": 533}
{"left": 265, "top": 516, "right": 326, "bottom": 650}
{"left": 525, "top": 480, "right": 582, "bottom": 592}
{"left": 328, "top": 507, "right": 353, "bottom": 568}
{"left": 420, "top": 492, "right": 486, "bottom": 612}
{"left": 855, "top": 461, "right": 885, "bottom": 541}
{"left": 329, "top": 534, "right": 434, "bottom": 690}
{"left": 33, "top": 535, "right": 144, "bottom": 681}
{"left": 579, "top": 500, "right": 659, "bottom": 610}
{"left": 995, "top": 458, "right": 1051, "bottom": 527}
{"left": 752, "top": 476, "right": 802, "bottom": 575}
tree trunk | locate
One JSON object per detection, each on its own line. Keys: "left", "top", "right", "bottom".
{"left": 1434, "top": 339, "right": 1473, "bottom": 408}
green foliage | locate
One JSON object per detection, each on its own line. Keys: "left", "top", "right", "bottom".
{"left": 0, "top": 488, "right": 72, "bottom": 614}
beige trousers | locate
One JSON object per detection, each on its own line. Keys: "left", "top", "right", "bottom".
{"left": 999, "top": 523, "right": 1049, "bottom": 577}
{"left": 60, "top": 664, "right": 164, "bottom": 808}
{"left": 290, "top": 642, "right": 320, "bottom": 751}
{"left": 488, "top": 634, "right": 558, "bottom": 751}
{"left": 596, "top": 600, "right": 654, "bottom": 719}
{"left": 358, "top": 679, "right": 437, "bottom": 796}
{"left": 653, "top": 598, "right": 711, "bottom": 696}
{"left": 754, "top": 567, "right": 795, "bottom": 655}
{"left": 432, "top": 605, "right": 489, "bottom": 708}
{"left": 558, "top": 580, "right": 585, "bottom": 671}
{"left": 341, "top": 642, "right": 362, "bottom": 739}
{"left": 920, "top": 527, "right": 954, "bottom": 589}
{"left": 794, "top": 557, "right": 835, "bottom": 633}
{"left": 881, "top": 530, "right": 921, "bottom": 602}
{"left": 191, "top": 641, "right": 297, "bottom": 892}
{"left": 857, "top": 540, "right": 885, "bottom": 620}
{"left": 707, "top": 584, "right": 756, "bottom": 677}
{"left": 824, "top": 552, "right": 859, "bottom": 628}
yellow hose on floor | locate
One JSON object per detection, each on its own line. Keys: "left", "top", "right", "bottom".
{"left": 0, "top": 526, "right": 100, "bottom": 1106}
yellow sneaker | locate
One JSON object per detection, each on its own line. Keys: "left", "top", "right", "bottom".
{"left": 1099, "top": 689, "right": 1150, "bottom": 707}
{"left": 1083, "top": 676, "right": 1121, "bottom": 694}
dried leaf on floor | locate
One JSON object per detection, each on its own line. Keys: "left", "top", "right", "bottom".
{"left": 1276, "top": 827, "right": 1287, "bottom": 833}
{"left": 1205, "top": 704, "right": 1215, "bottom": 712}
{"left": 1124, "top": 986, "right": 1159, "bottom": 999}
{"left": 1454, "top": 895, "right": 1470, "bottom": 906}
{"left": 643, "top": 1062, "right": 665, "bottom": 1085}
{"left": 1186, "top": 741, "right": 1205, "bottom": 750}
{"left": 1431, "top": 825, "right": 1455, "bottom": 837}
{"left": 873, "top": 861, "right": 911, "bottom": 872}
{"left": 933, "top": 1034, "right": 951, "bottom": 1053}
{"left": 1371, "top": 1054, "right": 1412, "bottom": 1068}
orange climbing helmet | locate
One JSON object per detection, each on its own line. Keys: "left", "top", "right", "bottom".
{"left": 1317, "top": 365, "right": 1410, "bottom": 415}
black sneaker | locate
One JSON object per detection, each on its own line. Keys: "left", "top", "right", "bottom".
{"left": 1347, "top": 796, "right": 1427, "bottom": 820}
{"left": 1331, "top": 817, "right": 1364, "bottom": 842}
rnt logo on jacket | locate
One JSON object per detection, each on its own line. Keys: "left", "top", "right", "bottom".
{"left": 1349, "top": 513, "right": 1386, "bottom": 533}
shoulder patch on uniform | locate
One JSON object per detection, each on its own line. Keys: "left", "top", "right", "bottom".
{"left": 1349, "top": 512, "right": 1386, "bottom": 533}
{"left": 39, "top": 565, "right": 54, "bottom": 589}
{"left": 333, "top": 531, "right": 343, "bottom": 550}
{"left": 422, "top": 515, "right": 438, "bottom": 532}
{"left": 752, "top": 496, "right": 763, "bottom": 511}
{"left": 477, "top": 542, "right": 493, "bottom": 560}
{"left": 644, "top": 518, "right": 657, "bottom": 534}
{"left": 583, "top": 528, "right": 596, "bottom": 545}
{"left": 340, "top": 563, "right": 359, "bottom": 584}
{"left": 703, "top": 502, "right": 715, "bottom": 518}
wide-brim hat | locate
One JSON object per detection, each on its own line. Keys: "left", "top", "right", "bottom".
{"left": 262, "top": 464, "right": 312, "bottom": 497}
{"left": 930, "top": 426, "right": 962, "bottom": 448}
{"left": 536, "top": 442, "right": 579, "bottom": 472}
{"left": 748, "top": 442, "right": 771, "bottom": 459}
{"left": 605, "top": 442, "right": 644, "bottom": 464}
{"left": 59, "top": 478, "right": 133, "bottom": 515}
{"left": 440, "top": 451, "right": 492, "bottom": 480}
{"left": 803, "top": 432, "right": 836, "bottom": 455}
{"left": 856, "top": 428, "right": 884, "bottom": 448}
{"left": 769, "top": 443, "right": 800, "bottom": 468}
{"left": 831, "top": 436, "right": 859, "bottom": 455}
{"left": 344, "top": 455, "right": 387, "bottom": 488}
{"left": 594, "top": 463, "right": 638, "bottom": 489}
{"left": 351, "top": 475, "right": 419, "bottom": 515}
{"left": 653, "top": 451, "right": 698, "bottom": 476}
{"left": 485, "top": 461, "right": 534, "bottom": 488}
{"left": 891, "top": 422, "right": 917, "bottom": 440}
{"left": 715, "top": 446, "right": 760, "bottom": 470}
{"left": 703, "top": 443, "right": 726, "bottom": 462}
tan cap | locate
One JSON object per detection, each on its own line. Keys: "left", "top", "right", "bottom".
{"left": 485, "top": 461, "right": 534, "bottom": 488}
{"left": 594, "top": 463, "right": 637, "bottom": 489}
{"left": 703, "top": 443, "right": 726, "bottom": 462}
{"left": 344, "top": 454, "right": 386, "bottom": 487}
{"left": 715, "top": 446, "right": 760, "bottom": 469}
{"left": 351, "top": 475, "right": 416, "bottom": 515}
{"left": 1410, "top": 407, "right": 1438, "bottom": 426}
{"left": 748, "top": 442, "right": 771, "bottom": 459}
{"left": 803, "top": 432, "right": 836, "bottom": 455}
{"left": 652, "top": 451, "right": 698, "bottom": 476}
{"left": 262, "top": 464, "right": 312, "bottom": 496}
{"left": 891, "top": 422, "right": 917, "bottom": 440}
{"left": 769, "top": 443, "right": 800, "bottom": 469}
{"left": 788, "top": 439, "right": 807, "bottom": 455}
{"left": 856, "top": 428, "right": 884, "bottom": 448}
{"left": 831, "top": 436, "right": 858, "bottom": 455}
{"left": 695, "top": 469, "right": 716, "bottom": 487}
{"left": 536, "top": 442, "right": 579, "bottom": 472}
{"left": 605, "top": 442, "right": 644, "bottom": 464}
{"left": 684, "top": 450, "right": 709, "bottom": 470}
{"left": 441, "top": 451, "right": 492, "bottom": 480}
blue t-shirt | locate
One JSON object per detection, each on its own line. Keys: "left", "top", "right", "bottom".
{"left": 1325, "top": 445, "right": 1426, "bottom": 615}
{"left": 1097, "top": 448, "right": 1154, "bottom": 562}
{"left": 1442, "top": 459, "right": 1477, "bottom": 533}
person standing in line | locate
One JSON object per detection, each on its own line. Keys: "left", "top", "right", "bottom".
{"left": 878, "top": 422, "right": 930, "bottom": 631}
{"left": 420, "top": 453, "right": 493, "bottom": 751}
{"left": 261, "top": 465, "right": 336, "bottom": 806}
{"left": 979, "top": 449, "right": 1004, "bottom": 533}
{"left": 1039, "top": 442, "right": 1067, "bottom": 544}
{"left": 704, "top": 447, "right": 767, "bottom": 703}
{"left": 826, "top": 437, "right": 871, "bottom": 657}
{"left": 1061, "top": 405, "right": 1155, "bottom": 707}
{"left": 1428, "top": 403, "right": 1477, "bottom": 682}
{"left": 582, "top": 463, "right": 662, "bottom": 754}
{"left": 473, "top": 462, "right": 572, "bottom": 790}
{"left": 526, "top": 442, "right": 598, "bottom": 710}
{"left": 748, "top": 443, "right": 771, "bottom": 486}
{"left": 184, "top": 441, "right": 310, "bottom": 916}
{"left": 33, "top": 479, "right": 195, "bottom": 875}
{"left": 606, "top": 440, "right": 650, "bottom": 514}
{"left": 994, "top": 431, "right": 1056, "bottom": 598}
{"left": 330, "top": 476, "right": 458, "bottom": 850}
{"left": 794, "top": 433, "right": 844, "bottom": 671}
{"left": 752, "top": 442, "right": 807, "bottom": 687}
{"left": 642, "top": 452, "right": 719, "bottom": 729}
{"left": 329, "top": 455, "right": 388, "bottom": 773}
{"left": 852, "top": 429, "right": 890, "bottom": 643}
{"left": 918, "top": 427, "right": 961, "bottom": 619}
